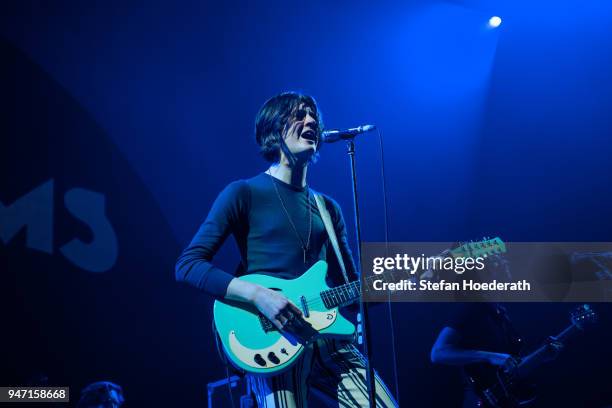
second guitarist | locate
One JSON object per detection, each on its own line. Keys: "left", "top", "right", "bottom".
{"left": 430, "top": 303, "right": 563, "bottom": 407}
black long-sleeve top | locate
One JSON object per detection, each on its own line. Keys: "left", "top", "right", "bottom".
{"left": 175, "top": 172, "right": 358, "bottom": 299}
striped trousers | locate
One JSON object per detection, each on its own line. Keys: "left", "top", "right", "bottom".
{"left": 248, "top": 339, "right": 398, "bottom": 408}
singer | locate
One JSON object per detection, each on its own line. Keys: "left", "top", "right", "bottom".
{"left": 175, "top": 91, "right": 397, "bottom": 407}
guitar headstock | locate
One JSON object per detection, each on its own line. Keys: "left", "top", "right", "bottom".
{"left": 450, "top": 237, "right": 507, "bottom": 259}
{"left": 571, "top": 304, "right": 597, "bottom": 330}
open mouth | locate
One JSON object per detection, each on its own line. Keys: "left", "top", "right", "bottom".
{"left": 301, "top": 129, "right": 317, "bottom": 143}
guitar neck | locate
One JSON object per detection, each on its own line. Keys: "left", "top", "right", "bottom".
{"left": 517, "top": 323, "right": 580, "bottom": 376}
{"left": 320, "top": 272, "right": 402, "bottom": 309}
{"left": 321, "top": 280, "right": 361, "bottom": 309}
{"left": 319, "top": 238, "right": 507, "bottom": 309}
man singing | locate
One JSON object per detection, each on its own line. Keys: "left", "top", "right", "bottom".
{"left": 176, "top": 92, "right": 396, "bottom": 407}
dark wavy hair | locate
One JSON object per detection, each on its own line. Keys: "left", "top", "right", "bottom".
{"left": 76, "top": 381, "right": 124, "bottom": 408}
{"left": 255, "top": 92, "right": 324, "bottom": 163}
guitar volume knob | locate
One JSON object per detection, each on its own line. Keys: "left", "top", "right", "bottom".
{"left": 268, "top": 352, "right": 280, "bottom": 364}
{"left": 254, "top": 354, "right": 267, "bottom": 366}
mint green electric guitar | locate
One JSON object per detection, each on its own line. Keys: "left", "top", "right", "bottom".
{"left": 214, "top": 237, "right": 506, "bottom": 376}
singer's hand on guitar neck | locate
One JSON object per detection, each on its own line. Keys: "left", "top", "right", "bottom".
{"left": 226, "top": 278, "right": 303, "bottom": 330}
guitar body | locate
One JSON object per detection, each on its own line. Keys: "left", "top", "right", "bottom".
{"left": 213, "top": 238, "right": 508, "bottom": 376}
{"left": 468, "top": 371, "right": 537, "bottom": 408}
{"left": 213, "top": 261, "right": 355, "bottom": 376}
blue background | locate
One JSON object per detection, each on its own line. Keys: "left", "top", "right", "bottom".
{"left": 2, "top": 0, "right": 612, "bottom": 406}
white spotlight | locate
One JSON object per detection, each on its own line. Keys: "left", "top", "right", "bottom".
{"left": 488, "top": 16, "right": 502, "bottom": 28}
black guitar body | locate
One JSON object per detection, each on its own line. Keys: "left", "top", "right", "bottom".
{"left": 465, "top": 305, "right": 596, "bottom": 408}
{"left": 466, "top": 365, "right": 537, "bottom": 408}
{"left": 471, "top": 374, "right": 537, "bottom": 408}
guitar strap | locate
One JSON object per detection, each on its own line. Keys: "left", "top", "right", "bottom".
{"left": 313, "top": 191, "right": 350, "bottom": 284}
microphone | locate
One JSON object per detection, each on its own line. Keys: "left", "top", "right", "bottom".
{"left": 321, "top": 124, "right": 376, "bottom": 143}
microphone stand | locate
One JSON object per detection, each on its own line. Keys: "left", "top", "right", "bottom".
{"left": 345, "top": 138, "right": 377, "bottom": 408}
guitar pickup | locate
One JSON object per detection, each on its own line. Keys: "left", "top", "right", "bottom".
{"left": 258, "top": 314, "right": 275, "bottom": 332}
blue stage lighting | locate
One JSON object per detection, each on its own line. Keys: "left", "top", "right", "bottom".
{"left": 488, "top": 16, "right": 502, "bottom": 28}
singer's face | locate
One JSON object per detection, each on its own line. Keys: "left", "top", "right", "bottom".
{"left": 282, "top": 104, "right": 319, "bottom": 162}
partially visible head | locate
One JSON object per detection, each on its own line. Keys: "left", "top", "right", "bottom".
{"left": 255, "top": 92, "right": 324, "bottom": 165}
{"left": 76, "top": 381, "right": 124, "bottom": 408}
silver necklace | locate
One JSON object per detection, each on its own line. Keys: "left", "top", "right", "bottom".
{"left": 266, "top": 170, "right": 312, "bottom": 264}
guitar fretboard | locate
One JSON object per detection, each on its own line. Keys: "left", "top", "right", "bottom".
{"left": 321, "top": 281, "right": 360, "bottom": 309}
{"left": 320, "top": 273, "right": 397, "bottom": 309}
{"left": 319, "top": 239, "right": 506, "bottom": 309}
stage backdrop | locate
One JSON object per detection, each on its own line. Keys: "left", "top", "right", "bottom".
{"left": 0, "top": 39, "right": 223, "bottom": 406}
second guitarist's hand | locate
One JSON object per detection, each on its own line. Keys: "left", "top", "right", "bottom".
{"left": 541, "top": 335, "right": 564, "bottom": 362}
{"left": 226, "top": 278, "right": 303, "bottom": 331}
{"left": 487, "top": 352, "right": 511, "bottom": 366}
